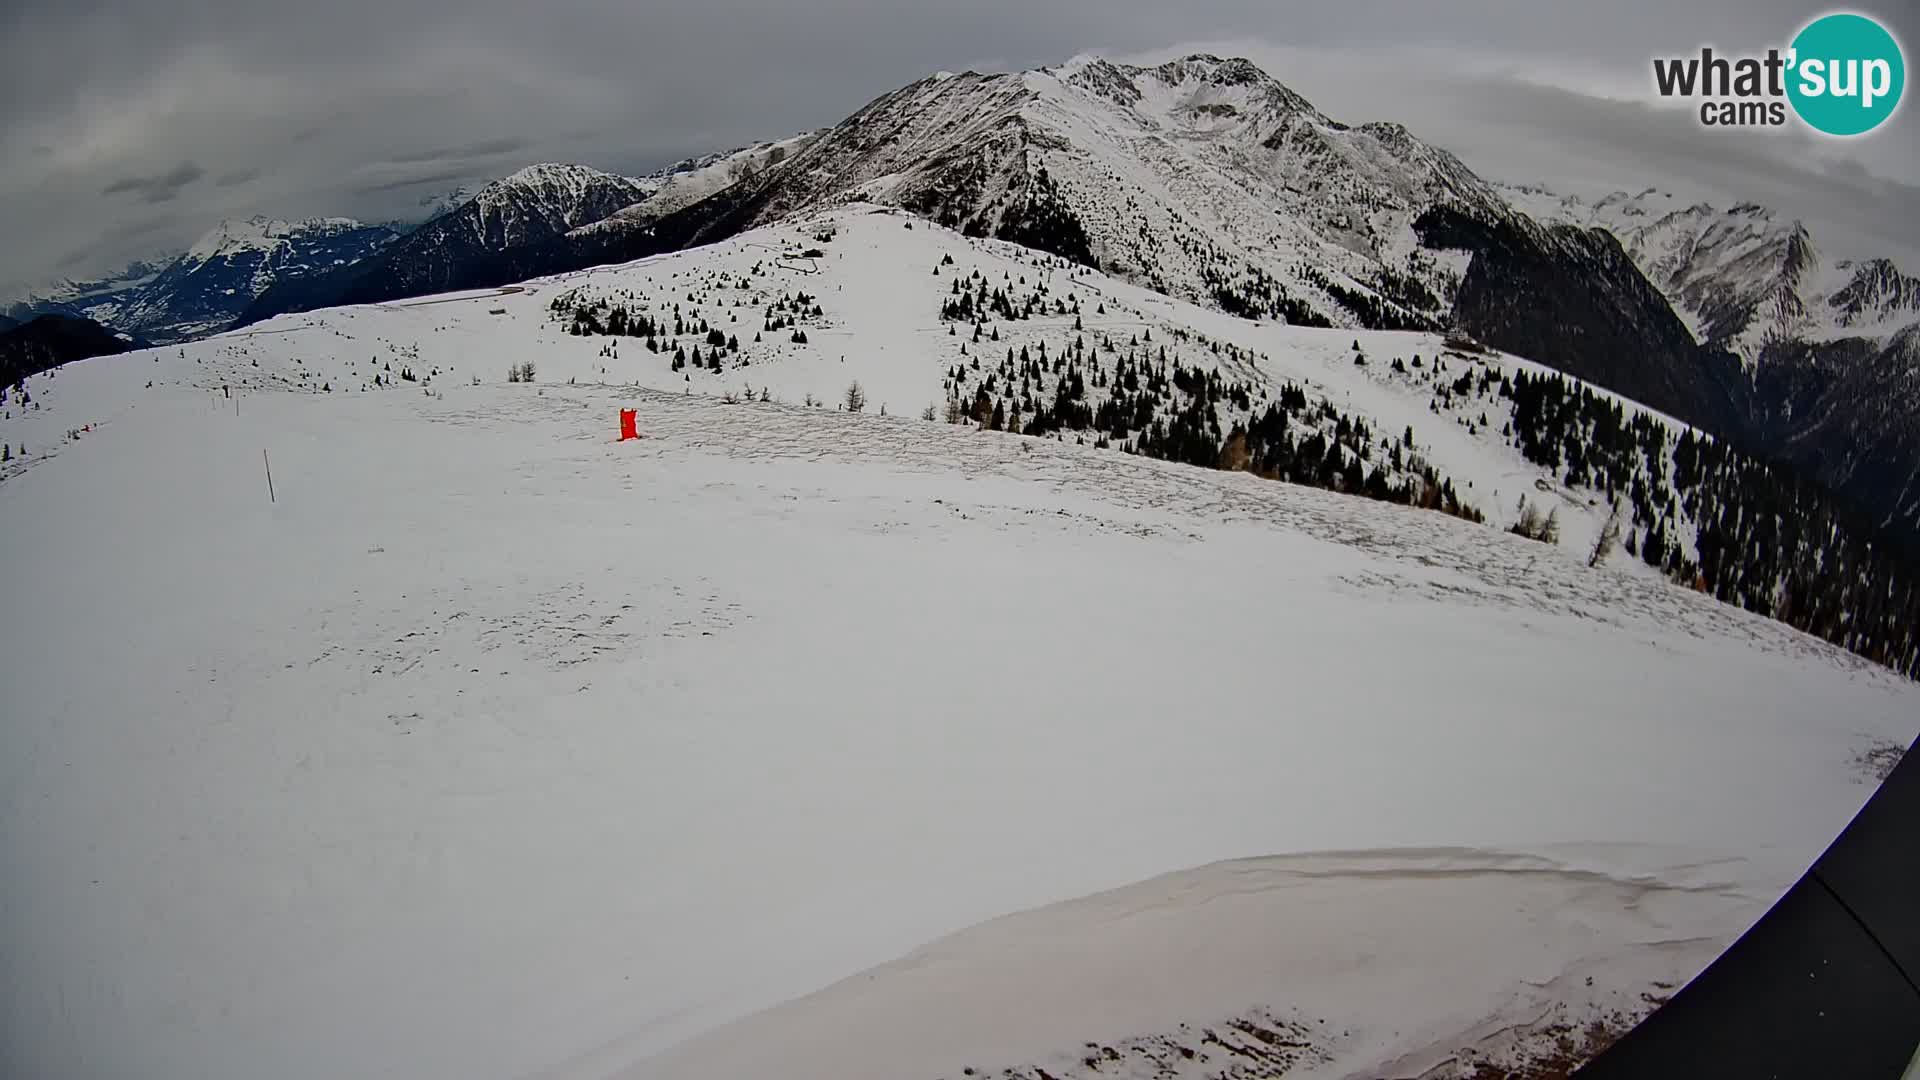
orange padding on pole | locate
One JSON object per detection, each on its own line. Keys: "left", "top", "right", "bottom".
{"left": 619, "top": 408, "right": 639, "bottom": 441}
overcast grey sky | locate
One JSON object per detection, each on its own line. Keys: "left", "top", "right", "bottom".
{"left": 1, "top": 1, "right": 1914, "bottom": 295}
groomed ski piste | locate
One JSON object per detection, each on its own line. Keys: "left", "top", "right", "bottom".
{"left": 3, "top": 206, "right": 1915, "bottom": 1080}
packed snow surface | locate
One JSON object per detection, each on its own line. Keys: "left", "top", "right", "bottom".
{"left": 2, "top": 208, "right": 1914, "bottom": 1080}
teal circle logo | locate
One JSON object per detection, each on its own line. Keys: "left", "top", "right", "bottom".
{"left": 1787, "top": 13, "right": 1905, "bottom": 135}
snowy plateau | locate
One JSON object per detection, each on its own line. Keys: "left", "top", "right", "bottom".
{"left": 3, "top": 209, "right": 1917, "bottom": 1077}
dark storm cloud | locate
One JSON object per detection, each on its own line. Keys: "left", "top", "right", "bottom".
{"left": 384, "top": 136, "right": 530, "bottom": 166}
{"left": 215, "top": 168, "right": 260, "bottom": 188}
{"left": 51, "top": 214, "right": 178, "bottom": 272}
{"left": 101, "top": 162, "right": 206, "bottom": 203}
{"left": 0, "top": 0, "right": 1913, "bottom": 293}
{"left": 352, "top": 167, "right": 484, "bottom": 195}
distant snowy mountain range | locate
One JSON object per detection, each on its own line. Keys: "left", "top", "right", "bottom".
{"left": 1502, "top": 185, "right": 1920, "bottom": 362}
{"left": 1498, "top": 184, "right": 1920, "bottom": 541}
{"left": 232, "top": 139, "right": 824, "bottom": 325}
{"left": 5, "top": 259, "right": 169, "bottom": 335}
{"left": 6, "top": 217, "right": 399, "bottom": 344}
{"left": 12, "top": 53, "right": 1918, "bottom": 539}
{"left": 6, "top": 145, "right": 780, "bottom": 345}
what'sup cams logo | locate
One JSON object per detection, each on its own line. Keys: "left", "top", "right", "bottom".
{"left": 1653, "top": 11, "right": 1905, "bottom": 135}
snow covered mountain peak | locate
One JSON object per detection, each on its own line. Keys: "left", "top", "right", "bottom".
{"left": 411, "top": 163, "right": 667, "bottom": 260}
{"left": 185, "top": 215, "right": 375, "bottom": 262}
{"left": 472, "top": 163, "right": 659, "bottom": 227}
{"left": 571, "top": 134, "right": 826, "bottom": 239}
{"left": 1505, "top": 183, "right": 1918, "bottom": 359}
{"left": 638, "top": 52, "right": 1511, "bottom": 334}
{"left": 1831, "top": 257, "right": 1920, "bottom": 327}
{"left": 498, "top": 161, "right": 620, "bottom": 188}
{"left": 7, "top": 198, "right": 1920, "bottom": 1080}
{"left": 1042, "top": 52, "right": 1326, "bottom": 135}
{"left": 185, "top": 217, "right": 275, "bottom": 261}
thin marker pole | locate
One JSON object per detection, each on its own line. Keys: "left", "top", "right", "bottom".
{"left": 263, "top": 449, "right": 276, "bottom": 504}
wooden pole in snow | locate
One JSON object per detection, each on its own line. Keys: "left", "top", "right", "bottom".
{"left": 263, "top": 449, "right": 275, "bottom": 504}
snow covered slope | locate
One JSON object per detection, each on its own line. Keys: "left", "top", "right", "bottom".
{"left": 636, "top": 54, "right": 1516, "bottom": 334}
{"left": 21, "top": 206, "right": 1919, "bottom": 670}
{"left": 542, "top": 56, "right": 1763, "bottom": 507}
{"left": 1503, "top": 183, "right": 1920, "bottom": 543}
{"left": 3, "top": 206, "right": 1915, "bottom": 1080}
{"left": 638, "top": 848, "right": 1782, "bottom": 1080}
{"left": 575, "top": 133, "right": 825, "bottom": 237}
{"left": 200, "top": 56, "right": 1880, "bottom": 535}
{"left": 93, "top": 206, "right": 1639, "bottom": 554}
